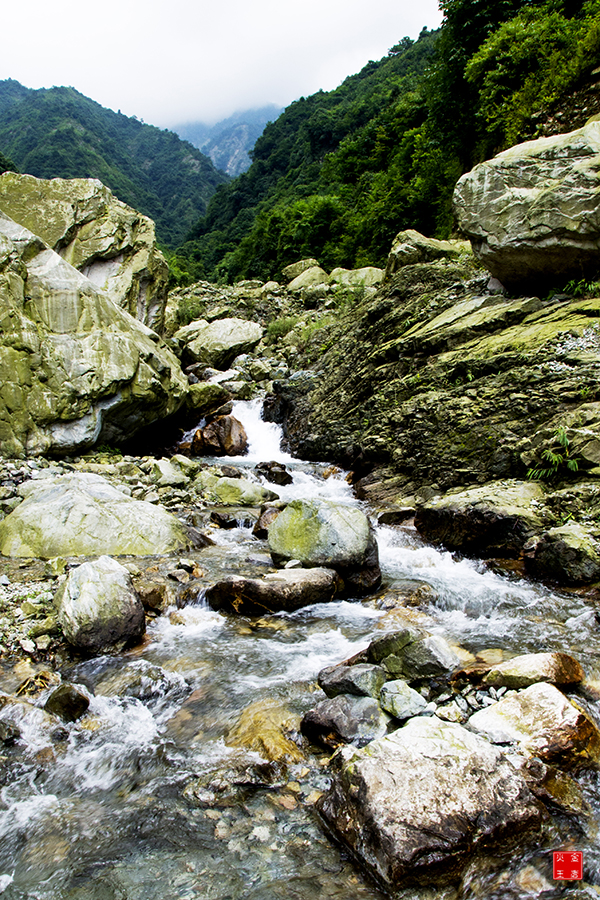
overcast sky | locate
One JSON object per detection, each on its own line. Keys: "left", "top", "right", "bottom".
{"left": 0, "top": 0, "right": 443, "bottom": 128}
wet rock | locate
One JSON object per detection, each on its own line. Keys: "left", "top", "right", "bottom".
{"left": 252, "top": 506, "right": 281, "bottom": 538}
{"left": 523, "top": 522, "right": 600, "bottom": 584}
{"left": 380, "top": 680, "right": 428, "bottom": 720}
{"left": 468, "top": 682, "right": 600, "bottom": 768}
{"left": 0, "top": 720, "right": 20, "bottom": 744}
{"left": 183, "top": 756, "right": 286, "bottom": 807}
{"left": 318, "top": 717, "right": 544, "bottom": 890}
{"left": 377, "top": 508, "right": 416, "bottom": 526}
{"left": 454, "top": 118, "right": 600, "bottom": 290}
{"left": 133, "top": 577, "right": 170, "bottom": 613}
{"left": 318, "top": 664, "right": 387, "bottom": 700}
{"left": 254, "top": 461, "right": 293, "bottom": 486}
{"left": 44, "top": 684, "right": 90, "bottom": 722}
{"left": 483, "top": 652, "right": 585, "bottom": 690}
{"left": 366, "top": 627, "right": 460, "bottom": 678}
{"left": 415, "top": 481, "right": 544, "bottom": 558}
{"left": 55, "top": 555, "right": 146, "bottom": 653}
{"left": 301, "top": 694, "right": 389, "bottom": 750}
{"left": 211, "top": 508, "right": 259, "bottom": 529}
{"left": 0, "top": 473, "right": 187, "bottom": 558}
{"left": 225, "top": 698, "right": 303, "bottom": 763}
{"left": 205, "top": 567, "right": 342, "bottom": 615}
{"left": 94, "top": 660, "right": 187, "bottom": 701}
{"left": 195, "top": 472, "right": 278, "bottom": 507}
{"left": 268, "top": 499, "right": 381, "bottom": 595}
{"left": 191, "top": 415, "right": 249, "bottom": 456}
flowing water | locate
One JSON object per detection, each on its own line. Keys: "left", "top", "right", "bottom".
{"left": 1, "top": 400, "right": 600, "bottom": 899}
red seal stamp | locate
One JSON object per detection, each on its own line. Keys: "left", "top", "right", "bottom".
{"left": 553, "top": 851, "right": 583, "bottom": 880}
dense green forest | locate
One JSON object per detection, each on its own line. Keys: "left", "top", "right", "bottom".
{"left": 0, "top": 81, "right": 228, "bottom": 247}
{"left": 173, "top": 0, "right": 600, "bottom": 284}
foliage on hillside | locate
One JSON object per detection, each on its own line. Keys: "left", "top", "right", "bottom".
{"left": 174, "top": 0, "right": 600, "bottom": 285}
{"left": 0, "top": 81, "right": 228, "bottom": 247}
{"left": 0, "top": 151, "right": 17, "bottom": 174}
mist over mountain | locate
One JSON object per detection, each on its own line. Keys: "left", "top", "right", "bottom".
{"left": 0, "top": 80, "right": 228, "bottom": 247}
{"left": 174, "top": 106, "right": 283, "bottom": 176}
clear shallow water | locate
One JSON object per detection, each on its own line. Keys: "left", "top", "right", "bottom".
{"left": 1, "top": 402, "right": 599, "bottom": 899}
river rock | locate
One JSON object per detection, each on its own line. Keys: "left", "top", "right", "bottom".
{"left": 205, "top": 567, "right": 342, "bottom": 615}
{"left": 453, "top": 118, "right": 600, "bottom": 290}
{"left": 195, "top": 472, "right": 278, "bottom": 507}
{"left": 414, "top": 481, "right": 544, "bottom": 557}
{"left": 385, "top": 229, "right": 468, "bottom": 278}
{"left": 191, "top": 415, "right": 248, "bottom": 456}
{"left": 55, "top": 556, "right": 145, "bottom": 653}
{"left": 0, "top": 473, "right": 187, "bottom": 557}
{"left": 225, "top": 697, "right": 303, "bottom": 763}
{"left": 329, "top": 267, "right": 384, "bottom": 287}
{"left": 318, "top": 717, "right": 544, "bottom": 889}
{"left": 318, "top": 664, "right": 387, "bottom": 700}
{"left": 0, "top": 211, "right": 188, "bottom": 458}
{"left": 281, "top": 259, "right": 320, "bottom": 282}
{"left": 268, "top": 499, "right": 381, "bottom": 594}
{"left": 44, "top": 684, "right": 90, "bottom": 722}
{"left": 150, "top": 458, "right": 188, "bottom": 487}
{"left": 468, "top": 682, "right": 600, "bottom": 768}
{"left": 287, "top": 266, "right": 330, "bottom": 292}
{"left": 367, "top": 627, "right": 460, "bottom": 679}
{"left": 175, "top": 318, "right": 263, "bottom": 369}
{"left": 301, "top": 694, "right": 389, "bottom": 750}
{"left": 252, "top": 506, "right": 281, "bottom": 538}
{"left": 380, "top": 679, "right": 428, "bottom": 719}
{"left": 254, "top": 461, "right": 293, "bottom": 486}
{"left": 484, "top": 652, "right": 585, "bottom": 690}
{"left": 523, "top": 522, "right": 600, "bottom": 584}
{"left": 186, "top": 382, "right": 231, "bottom": 416}
{"left": 0, "top": 172, "right": 169, "bottom": 331}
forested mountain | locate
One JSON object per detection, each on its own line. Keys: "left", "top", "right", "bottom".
{"left": 174, "top": 0, "right": 600, "bottom": 284}
{"left": 0, "top": 81, "right": 229, "bottom": 247}
{"left": 174, "top": 106, "right": 283, "bottom": 176}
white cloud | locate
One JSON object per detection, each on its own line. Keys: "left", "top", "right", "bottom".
{"left": 0, "top": 0, "right": 443, "bottom": 126}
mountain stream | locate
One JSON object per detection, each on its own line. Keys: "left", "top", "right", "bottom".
{"left": 1, "top": 401, "right": 599, "bottom": 899}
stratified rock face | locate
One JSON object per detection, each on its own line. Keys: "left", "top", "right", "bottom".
{"left": 267, "top": 499, "right": 381, "bottom": 594}
{"left": 0, "top": 473, "right": 188, "bottom": 558}
{"left": 174, "top": 317, "right": 263, "bottom": 368}
{"left": 414, "top": 480, "right": 545, "bottom": 558}
{"left": 0, "top": 172, "right": 169, "bottom": 331}
{"left": 318, "top": 718, "right": 543, "bottom": 889}
{"left": 385, "top": 229, "right": 469, "bottom": 278}
{"left": 469, "top": 682, "right": 600, "bottom": 768}
{"left": 55, "top": 556, "right": 145, "bottom": 652}
{"left": 454, "top": 118, "right": 600, "bottom": 289}
{"left": 0, "top": 212, "right": 188, "bottom": 458}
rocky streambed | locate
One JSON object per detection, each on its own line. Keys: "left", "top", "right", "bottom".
{"left": 0, "top": 403, "right": 599, "bottom": 899}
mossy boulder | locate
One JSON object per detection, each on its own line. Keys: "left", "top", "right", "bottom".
{"left": 0, "top": 172, "right": 169, "bottom": 331}
{"left": 0, "top": 473, "right": 188, "bottom": 558}
{"left": 194, "top": 471, "right": 278, "bottom": 506}
{"left": 523, "top": 522, "right": 600, "bottom": 584}
{"left": 174, "top": 317, "right": 263, "bottom": 369}
{"left": 55, "top": 555, "right": 145, "bottom": 652}
{"left": 267, "top": 499, "right": 381, "bottom": 594}
{"left": 0, "top": 211, "right": 188, "bottom": 458}
{"left": 385, "top": 229, "right": 469, "bottom": 278}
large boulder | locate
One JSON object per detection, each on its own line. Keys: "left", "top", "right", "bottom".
{"left": 194, "top": 471, "right": 278, "bottom": 507}
{"left": 523, "top": 522, "right": 600, "bottom": 584}
{"left": 453, "top": 117, "right": 600, "bottom": 290}
{"left": 318, "top": 717, "right": 544, "bottom": 889}
{"left": 55, "top": 555, "right": 145, "bottom": 652}
{"left": 281, "top": 259, "right": 320, "bottom": 282}
{"left": 0, "top": 173, "right": 169, "bottom": 331}
{"left": 287, "top": 267, "right": 329, "bottom": 292}
{"left": 329, "top": 267, "right": 384, "bottom": 288}
{"left": 267, "top": 499, "right": 381, "bottom": 594}
{"left": 205, "top": 567, "right": 342, "bottom": 615}
{"left": 174, "top": 317, "right": 263, "bottom": 369}
{"left": 469, "top": 682, "right": 600, "bottom": 768}
{"left": 0, "top": 211, "right": 188, "bottom": 458}
{"left": 0, "top": 473, "right": 188, "bottom": 557}
{"left": 191, "top": 415, "right": 248, "bottom": 456}
{"left": 414, "top": 480, "right": 545, "bottom": 557}
{"left": 385, "top": 229, "right": 469, "bottom": 278}
{"left": 483, "top": 652, "right": 585, "bottom": 690}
